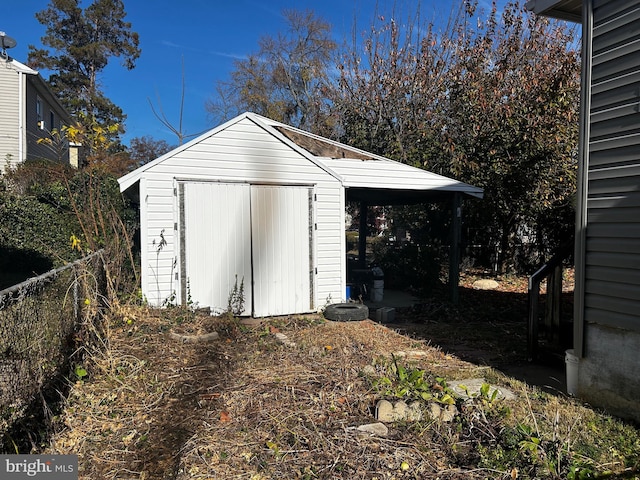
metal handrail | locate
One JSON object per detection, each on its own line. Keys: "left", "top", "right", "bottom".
{"left": 527, "top": 239, "right": 574, "bottom": 360}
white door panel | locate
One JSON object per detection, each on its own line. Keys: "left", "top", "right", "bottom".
{"left": 183, "top": 182, "right": 252, "bottom": 315}
{"left": 251, "top": 186, "right": 312, "bottom": 317}
{"left": 182, "top": 182, "right": 312, "bottom": 317}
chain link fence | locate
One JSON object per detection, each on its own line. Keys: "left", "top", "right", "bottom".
{"left": 0, "top": 251, "right": 106, "bottom": 438}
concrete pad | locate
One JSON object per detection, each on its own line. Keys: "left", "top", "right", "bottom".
{"left": 451, "top": 378, "right": 516, "bottom": 401}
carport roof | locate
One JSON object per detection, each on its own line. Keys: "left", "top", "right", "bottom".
{"left": 318, "top": 156, "right": 482, "bottom": 204}
{"left": 257, "top": 114, "right": 483, "bottom": 204}
{"left": 119, "top": 112, "right": 483, "bottom": 203}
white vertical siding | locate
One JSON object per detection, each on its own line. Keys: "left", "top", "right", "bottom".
{"left": 183, "top": 182, "right": 252, "bottom": 314}
{"left": 251, "top": 185, "right": 312, "bottom": 316}
{"left": 315, "top": 183, "right": 346, "bottom": 304}
{"left": 140, "top": 175, "right": 178, "bottom": 306}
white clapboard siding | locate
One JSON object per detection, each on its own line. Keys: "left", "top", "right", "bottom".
{"left": 0, "top": 62, "right": 21, "bottom": 172}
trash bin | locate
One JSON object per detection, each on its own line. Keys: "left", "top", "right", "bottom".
{"left": 370, "top": 266, "right": 384, "bottom": 302}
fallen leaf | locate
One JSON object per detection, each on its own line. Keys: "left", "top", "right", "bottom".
{"left": 220, "top": 411, "right": 231, "bottom": 422}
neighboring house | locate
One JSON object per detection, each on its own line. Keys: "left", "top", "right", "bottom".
{"left": 0, "top": 55, "right": 76, "bottom": 174}
{"left": 118, "top": 112, "right": 482, "bottom": 317}
{"left": 527, "top": 0, "right": 640, "bottom": 421}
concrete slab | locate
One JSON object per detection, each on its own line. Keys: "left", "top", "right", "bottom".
{"left": 365, "top": 289, "right": 419, "bottom": 311}
{"left": 451, "top": 378, "right": 517, "bottom": 401}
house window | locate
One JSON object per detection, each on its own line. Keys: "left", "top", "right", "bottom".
{"left": 36, "top": 96, "right": 44, "bottom": 129}
{"left": 50, "top": 111, "right": 55, "bottom": 131}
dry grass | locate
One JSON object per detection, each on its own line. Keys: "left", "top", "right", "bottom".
{"left": 45, "top": 295, "right": 640, "bottom": 479}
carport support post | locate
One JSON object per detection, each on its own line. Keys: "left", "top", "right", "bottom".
{"left": 449, "top": 193, "right": 462, "bottom": 305}
{"left": 358, "top": 201, "right": 368, "bottom": 268}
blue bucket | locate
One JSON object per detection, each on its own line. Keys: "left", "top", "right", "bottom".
{"left": 346, "top": 285, "right": 352, "bottom": 300}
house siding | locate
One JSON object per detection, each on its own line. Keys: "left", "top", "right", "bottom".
{"left": 24, "top": 77, "right": 70, "bottom": 163}
{"left": 0, "top": 63, "right": 21, "bottom": 171}
{"left": 0, "top": 59, "right": 72, "bottom": 172}
{"left": 136, "top": 116, "right": 344, "bottom": 308}
{"left": 584, "top": 0, "right": 640, "bottom": 333}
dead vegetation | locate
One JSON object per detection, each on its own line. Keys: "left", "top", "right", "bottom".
{"left": 42, "top": 289, "right": 640, "bottom": 480}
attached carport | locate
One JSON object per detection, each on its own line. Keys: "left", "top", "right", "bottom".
{"left": 300, "top": 153, "right": 484, "bottom": 304}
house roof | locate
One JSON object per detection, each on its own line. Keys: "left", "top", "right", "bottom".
{"left": 525, "top": 0, "right": 582, "bottom": 22}
{"left": 118, "top": 112, "right": 483, "bottom": 203}
{"left": 6, "top": 57, "right": 38, "bottom": 75}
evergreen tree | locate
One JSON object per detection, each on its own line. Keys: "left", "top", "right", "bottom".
{"left": 28, "top": 0, "right": 141, "bottom": 155}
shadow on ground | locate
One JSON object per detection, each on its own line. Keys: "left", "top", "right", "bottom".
{"left": 368, "top": 285, "right": 573, "bottom": 396}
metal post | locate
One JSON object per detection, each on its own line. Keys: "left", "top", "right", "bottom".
{"left": 358, "top": 200, "right": 368, "bottom": 269}
{"left": 528, "top": 276, "right": 540, "bottom": 361}
{"left": 449, "top": 193, "right": 461, "bottom": 305}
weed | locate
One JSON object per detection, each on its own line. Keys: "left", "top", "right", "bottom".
{"left": 74, "top": 365, "right": 88, "bottom": 382}
{"left": 227, "top": 275, "right": 245, "bottom": 316}
{"left": 371, "top": 355, "right": 455, "bottom": 404}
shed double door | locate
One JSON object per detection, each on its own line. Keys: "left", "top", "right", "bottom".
{"left": 182, "top": 182, "right": 313, "bottom": 317}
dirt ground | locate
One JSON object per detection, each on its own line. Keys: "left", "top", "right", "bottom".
{"left": 44, "top": 268, "right": 640, "bottom": 480}
{"left": 387, "top": 270, "right": 574, "bottom": 395}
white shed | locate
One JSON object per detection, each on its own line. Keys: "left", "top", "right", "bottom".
{"left": 118, "top": 112, "right": 482, "bottom": 316}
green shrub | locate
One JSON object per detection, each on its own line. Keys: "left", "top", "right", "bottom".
{"left": 1, "top": 161, "right": 138, "bottom": 296}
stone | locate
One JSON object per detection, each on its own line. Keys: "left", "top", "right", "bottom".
{"left": 375, "top": 399, "right": 394, "bottom": 422}
{"left": 274, "top": 332, "right": 296, "bottom": 347}
{"left": 406, "top": 401, "right": 423, "bottom": 421}
{"left": 356, "top": 422, "right": 389, "bottom": 437}
{"left": 376, "top": 399, "right": 423, "bottom": 422}
{"left": 451, "top": 378, "right": 517, "bottom": 401}
{"left": 361, "top": 365, "right": 376, "bottom": 376}
{"left": 168, "top": 331, "right": 219, "bottom": 343}
{"left": 472, "top": 279, "right": 500, "bottom": 290}
{"left": 428, "top": 403, "right": 458, "bottom": 422}
{"left": 440, "top": 404, "right": 458, "bottom": 422}
{"left": 393, "top": 400, "right": 408, "bottom": 419}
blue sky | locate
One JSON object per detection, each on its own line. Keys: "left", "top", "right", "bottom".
{"left": 3, "top": 1, "right": 498, "bottom": 147}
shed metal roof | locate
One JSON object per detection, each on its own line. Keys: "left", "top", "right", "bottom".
{"left": 319, "top": 156, "right": 482, "bottom": 204}
{"left": 119, "top": 112, "right": 483, "bottom": 203}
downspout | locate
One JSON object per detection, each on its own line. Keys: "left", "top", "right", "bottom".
{"left": 574, "top": 0, "right": 592, "bottom": 358}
